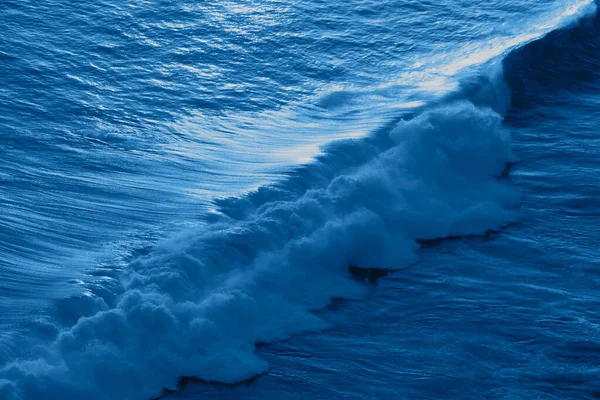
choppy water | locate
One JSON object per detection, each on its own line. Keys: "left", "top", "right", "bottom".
{"left": 0, "top": 0, "right": 599, "bottom": 399}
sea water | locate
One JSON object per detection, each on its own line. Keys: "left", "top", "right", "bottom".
{"left": 0, "top": 0, "right": 599, "bottom": 399}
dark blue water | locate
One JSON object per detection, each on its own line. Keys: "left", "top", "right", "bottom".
{"left": 0, "top": 1, "right": 599, "bottom": 399}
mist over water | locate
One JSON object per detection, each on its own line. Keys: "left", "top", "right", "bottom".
{"left": 1, "top": 0, "right": 599, "bottom": 399}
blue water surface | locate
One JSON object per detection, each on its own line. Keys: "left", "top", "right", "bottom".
{"left": 0, "top": 0, "right": 599, "bottom": 399}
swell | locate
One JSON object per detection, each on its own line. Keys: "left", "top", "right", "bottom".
{"left": 0, "top": 3, "right": 597, "bottom": 400}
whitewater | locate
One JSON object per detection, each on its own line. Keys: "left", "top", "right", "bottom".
{"left": 0, "top": 0, "right": 599, "bottom": 399}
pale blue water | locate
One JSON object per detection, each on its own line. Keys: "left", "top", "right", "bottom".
{"left": 0, "top": 1, "right": 599, "bottom": 399}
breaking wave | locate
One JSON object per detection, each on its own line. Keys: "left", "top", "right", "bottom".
{"left": 0, "top": 1, "right": 596, "bottom": 399}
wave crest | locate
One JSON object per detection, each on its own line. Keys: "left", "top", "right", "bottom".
{"left": 1, "top": 78, "right": 520, "bottom": 400}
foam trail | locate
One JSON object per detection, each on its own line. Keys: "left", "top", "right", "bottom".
{"left": 0, "top": 2, "right": 596, "bottom": 400}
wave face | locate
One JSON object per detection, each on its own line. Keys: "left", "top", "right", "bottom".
{"left": 0, "top": 0, "right": 597, "bottom": 399}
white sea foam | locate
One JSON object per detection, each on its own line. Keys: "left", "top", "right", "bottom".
{"left": 0, "top": 75, "right": 520, "bottom": 399}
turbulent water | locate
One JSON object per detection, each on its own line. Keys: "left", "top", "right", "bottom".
{"left": 1, "top": 0, "right": 599, "bottom": 399}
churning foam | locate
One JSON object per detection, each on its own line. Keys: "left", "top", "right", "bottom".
{"left": 0, "top": 79, "right": 520, "bottom": 400}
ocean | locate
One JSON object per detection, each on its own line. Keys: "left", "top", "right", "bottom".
{"left": 0, "top": 0, "right": 599, "bottom": 399}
